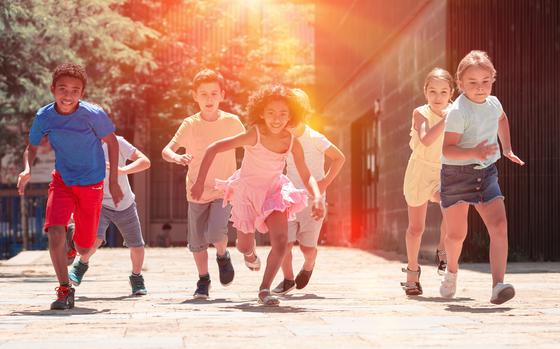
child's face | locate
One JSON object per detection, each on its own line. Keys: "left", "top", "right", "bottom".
{"left": 261, "top": 100, "right": 290, "bottom": 134}
{"left": 193, "top": 82, "right": 224, "bottom": 114}
{"left": 458, "top": 66, "right": 494, "bottom": 103}
{"left": 424, "top": 79, "right": 452, "bottom": 112}
{"left": 50, "top": 76, "right": 84, "bottom": 115}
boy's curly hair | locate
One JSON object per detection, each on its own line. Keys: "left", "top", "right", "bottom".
{"left": 52, "top": 63, "right": 87, "bottom": 90}
{"left": 246, "top": 84, "right": 304, "bottom": 128}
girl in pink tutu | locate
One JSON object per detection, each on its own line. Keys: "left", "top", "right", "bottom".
{"left": 191, "top": 84, "right": 324, "bottom": 306}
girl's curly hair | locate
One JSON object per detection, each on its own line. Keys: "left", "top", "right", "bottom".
{"left": 245, "top": 84, "right": 304, "bottom": 128}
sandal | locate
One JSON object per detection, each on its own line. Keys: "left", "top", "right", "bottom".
{"left": 258, "top": 289, "right": 280, "bottom": 306}
{"left": 436, "top": 249, "right": 447, "bottom": 275}
{"left": 400, "top": 266, "right": 423, "bottom": 296}
{"left": 243, "top": 250, "right": 261, "bottom": 271}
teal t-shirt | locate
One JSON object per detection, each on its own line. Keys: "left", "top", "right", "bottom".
{"left": 442, "top": 94, "right": 503, "bottom": 168}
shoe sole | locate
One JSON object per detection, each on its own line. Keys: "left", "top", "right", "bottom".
{"left": 69, "top": 279, "right": 81, "bottom": 287}
{"left": 491, "top": 287, "right": 515, "bottom": 305}
{"left": 193, "top": 294, "right": 209, "bottom": 300}
{"left": 132, "top": 290, "right": 148, "bottom": 296}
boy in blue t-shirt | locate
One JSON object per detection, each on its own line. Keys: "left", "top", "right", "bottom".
{"left": 17, "top": 63, "right": 123, "bottom": 310}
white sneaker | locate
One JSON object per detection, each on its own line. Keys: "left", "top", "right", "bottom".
{"left": 490, "top": 283, "right": 515, "bottom": 305}
{"left": 440, "top": 271, "right": 457, "bottom": 298}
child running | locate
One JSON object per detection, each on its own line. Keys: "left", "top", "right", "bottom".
{"left": 272, "top": 88, "right": 345, "bottom": 295}
{"left": 191, "top": 84, "right": 324, "bottom": 306}
{"left": 68, "top": 135, "right": 151, "bottom": 296}
{"left": 439, "top": 50, "right": 524, "bottom": 304}
{"left": 401, "top": 68, "right": 454, "bottom": 296}
{"left": 162, "top": 69, "right": 245, "bottom": 299}
{"left": 17, "top": 63, "right": 123, "bottom": 310}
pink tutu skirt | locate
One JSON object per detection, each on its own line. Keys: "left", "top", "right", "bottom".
{"left": 216, "top": 170, "right": 308, "bottom": 233}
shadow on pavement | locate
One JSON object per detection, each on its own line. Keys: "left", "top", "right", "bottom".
{"left": 181, "top": 298, "right": 237, "bottom": 304}
{"left": 410, "top": 296, "right": 474, "bottom": 303}
{"left": 76, "top": 295, "right": 134, "bottom": 302}
{"left": 281, "top": 293, "right": 343, "bottom": 301}
{"left": 445, "top": 304, "right": 513, "bottom": 313}
{"left": 226, "top": 302, "right": 311, "bottom": 313}
{"left": 10, "top": 307, "right": 111, "bottom": 316}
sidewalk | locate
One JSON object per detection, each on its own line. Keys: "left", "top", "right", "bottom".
{"left": 0, "top": 247, "right": 559, "bottom": 349}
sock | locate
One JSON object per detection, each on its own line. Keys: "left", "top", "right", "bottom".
{"left": 131, "top": 272, "right": 141, "bottom": 277}
{"left": 199, "top": 273, "right": 210, "bottom": 281}
{"left": 78, "top": 259, "right": 88, "bottom": 265}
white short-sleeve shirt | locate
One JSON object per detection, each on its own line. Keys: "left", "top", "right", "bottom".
{"left": 102, "top": 136, "right": 136, "bottom": 210}
{"left": 286, "top": 125, "right": 332, "bottom": 190}
{"left": 442, "top": 94, "right": 503, "bottom": 168}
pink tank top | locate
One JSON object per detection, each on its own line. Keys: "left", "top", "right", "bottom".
{"left": 238, "top": 126, "right": 294, "bottom": 184}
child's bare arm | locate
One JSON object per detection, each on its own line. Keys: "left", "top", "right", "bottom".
{"left": 117, "top": 148, "right": 151, "bottom": 175}
{"left": 190, "top": 129, "right": 255, "bottom": 200}
{"left": 498, "top": 112, "right": 525, "bottom": 165}
{"left": 318, "top": 144, "right": 345, "bottom": 193}
{"left": 102, "top": 133, "right": 124, "bottom": 206}
{"left": 162, "top": 140, "right": 192, "bottom": 166}
{"left": 414, "top": 110, "right": 446, "bottom": 147}
{"left": 17, "top": 144, "right": 39, "bottom": 195}
{"left": 291, "top": 139, "right": 324, "bottom": 219}
{"left": 442, "top": 132, "right": 498, "bottom": 161}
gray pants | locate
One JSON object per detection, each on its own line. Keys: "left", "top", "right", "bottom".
{"left": 187, "top": 199, "right": 231, "bottom": 252}
{"left": 97, "top": 202, "right": 145, "bottom": 248}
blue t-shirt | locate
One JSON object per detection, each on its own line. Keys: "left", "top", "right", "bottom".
{"left": 442, "top": 94, "right": 503, "bottom": 168}
{"left": 29, "top": 101, "right": 115, "bottom": 186}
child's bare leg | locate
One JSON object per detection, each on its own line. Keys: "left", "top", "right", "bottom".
{"left": 260, "top": 211, "right": 288, "bottom": 291}
{"left": 213, "top": 238, "right": 228, "bottom": 257}
{"left": 280, "top": 242, "right": 295, "bottom": 280}
{"left": 405, "top": 203, "right": 428, "bottom": 282}
{"left": 475, "top": 199, "right": 508, "bottom": 287}
{"left": 48, "top": 225, "right": 70, "bottom": 285}
{"left": 236, "top": 231, "right": 257, "bottom": 263}
{"left": 130, "top": 246, "right": 144, "bottom": 275}
{"left": 443, "top": 203, "right": 470, "bottom": 273}
{"left": 300, "top": 245, "right": 317, "bottom": 271}
{"left": 193, "top": 250, "right": 209, "bottom": 276}
{"left": 432, "top": 192, "right": 447, "bottom": 251}
{"left": 77, "top": 238, "right": 103, "bottom": 263}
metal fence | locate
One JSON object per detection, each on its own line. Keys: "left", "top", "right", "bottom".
{"left": 0, "top": 190, "right": 48, "bottom": 260}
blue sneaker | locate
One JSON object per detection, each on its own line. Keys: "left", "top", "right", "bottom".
{"left": 69, "top": 260, "right": 88, "bottom": 286}
{"left": 129, "top": 274, "right": 147, "bottom": 295}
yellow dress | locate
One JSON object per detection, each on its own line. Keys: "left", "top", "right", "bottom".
{"left": 403, "top": 104, "right": 446, "bottom": 207}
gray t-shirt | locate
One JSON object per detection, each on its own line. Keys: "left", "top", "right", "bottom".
{"left": 102, "top": 136, "right": 136, "bottom": 211}
{"left": 442, "top": 94, "right": 503, "bottom": 168}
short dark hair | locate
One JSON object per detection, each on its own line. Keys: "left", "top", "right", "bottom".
{"left": 52, "top": 63, "right": 87, "bottom": 90}
{"left": 192, "top": 69, "right": 225, "bottom": 91}
{"left": 246, "top": 84, "right": 304, "bottom": 128}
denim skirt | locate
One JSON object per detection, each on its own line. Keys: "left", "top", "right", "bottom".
{"left": 440, "top": 163, "right": 504, "bottom": 209}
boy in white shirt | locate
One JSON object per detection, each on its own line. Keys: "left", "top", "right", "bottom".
{"left": 272, "top": 89, "right": 345, "bottom": 295}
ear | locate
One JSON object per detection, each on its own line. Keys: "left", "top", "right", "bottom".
{"left": 50, "top": 84, "right": 56, "bottom": 95}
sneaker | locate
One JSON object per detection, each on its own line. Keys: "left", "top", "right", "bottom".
{"left": 295, "top": 269, "right": 313, "bottom": 289}
{"left": 68, "top": 260, "right": 89, "bottom": 286}
{"left": 490, "top": 283, "right": 515, "bottom": 305}
{"left": 216, "top": 250, "right": 235, "bottom": 286}
{"left": 129, "top": 274, "right": 147, "bottom": 296}
{"left": 439, "top": 271, "right": 457, "bottom": 298}
{"left": 50, "top": 285, "right": 75, "bottom": 310}
{"left": 193, "top": 277, "right": 211, "bottom": 299}
{"left": 271, "top": 279, "right": 296, "bottom": 295}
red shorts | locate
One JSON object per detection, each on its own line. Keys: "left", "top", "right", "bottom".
{"left": 44, "top": 171, "right": 104, "bottom": 249}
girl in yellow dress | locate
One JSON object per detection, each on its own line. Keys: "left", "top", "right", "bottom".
{"left": 401, "top": 68, "right": 454, "bottom": 296}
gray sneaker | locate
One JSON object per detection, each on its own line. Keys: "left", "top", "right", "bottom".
{"left": 68, "top": 260, "right": 89, "bottom": 286}
{"left": 129, "top": 274, "right": 147, "bottom": 296}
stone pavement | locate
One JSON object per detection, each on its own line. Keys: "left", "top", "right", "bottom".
{"left": 0, "top": 247, "right": 559, "bottom": 349}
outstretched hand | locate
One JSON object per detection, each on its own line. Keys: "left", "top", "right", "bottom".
{"left": 503, "top": 150, "right": 525, "bottom": 166}
{"left": 17, "top": 170, "right": 31, "bottom": 196}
